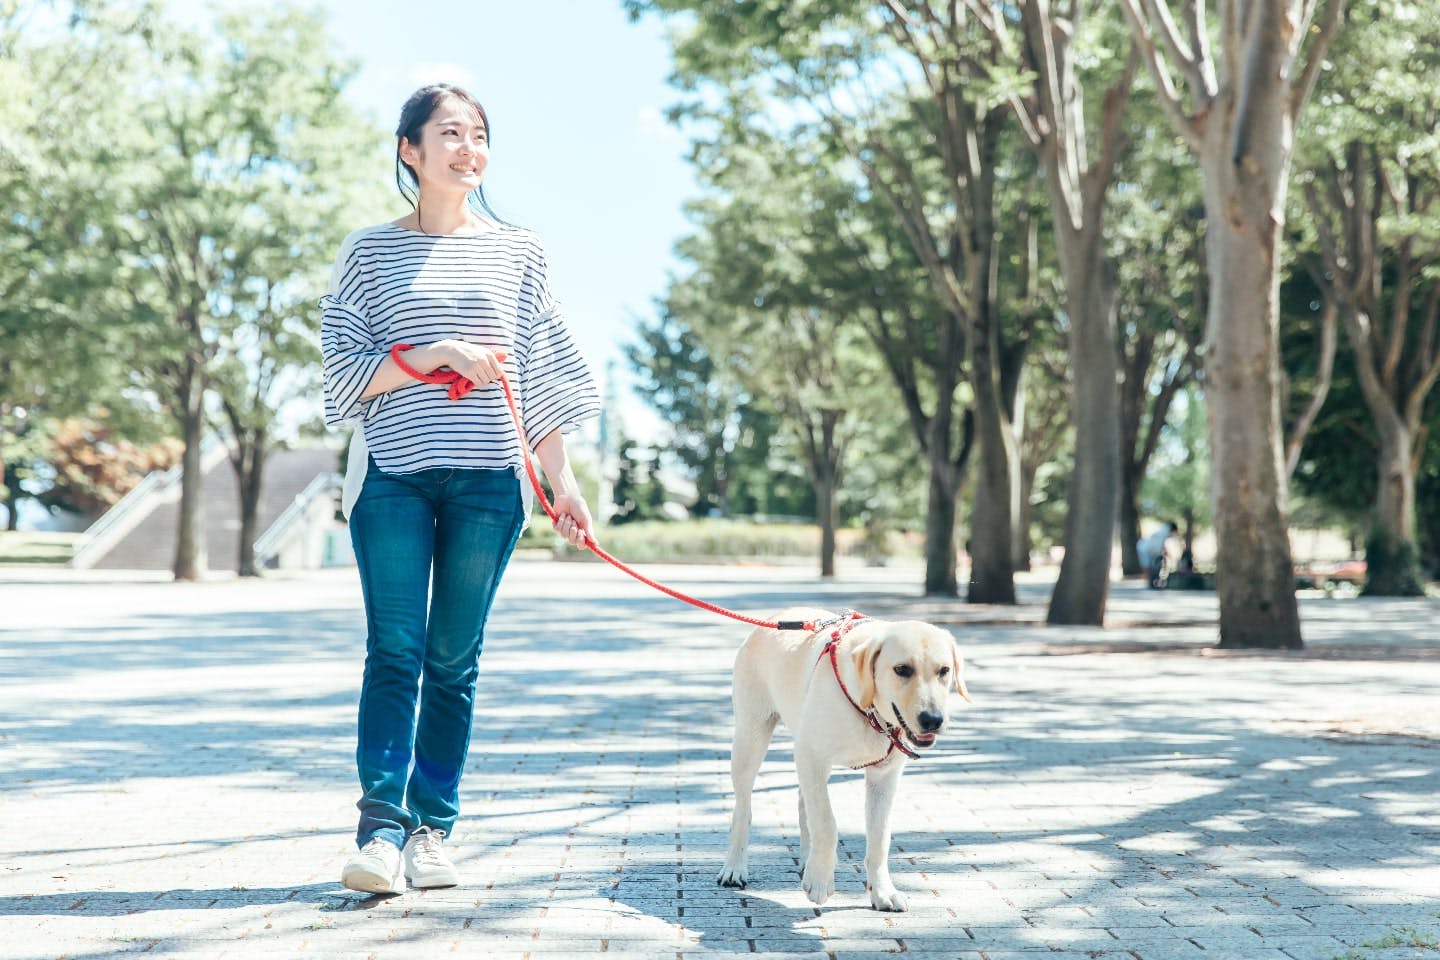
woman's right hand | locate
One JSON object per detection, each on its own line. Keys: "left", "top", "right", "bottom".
{"left": 438, "top": 339, "right": 505, "bottom": 387}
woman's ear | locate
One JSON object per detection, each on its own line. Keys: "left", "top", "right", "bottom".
{"left": 399, "top": 137, "right": 420, "bottom": 168}
{"left": 848, "top": 628, "right": 884, "bottom": 711}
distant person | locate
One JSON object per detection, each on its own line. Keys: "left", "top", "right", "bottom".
{"left": 320, "top": 83, "right": 599, "bottom": 895}
{"left": 1137, "top": 521, "right": 1177, "bottom": 588}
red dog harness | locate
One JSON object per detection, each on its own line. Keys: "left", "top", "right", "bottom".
{"left": 815, "top": 612, "right": 920, "bottom": 768}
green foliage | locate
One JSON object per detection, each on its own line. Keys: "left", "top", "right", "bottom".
{"left": 625, "top": 310, "right": 787, "bottom": 517}
{"left": 567, "top": 517, "right": 920, "bottom": 563}
{"left": 1, "top": 0, "right": 390, "bottom": 539}
{"left": 1141, "top": 387, "right": 1210, "bottom": 531}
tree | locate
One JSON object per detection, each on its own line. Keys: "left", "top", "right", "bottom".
{"left": 198, "top": 9, "right": 386, "bottom": 577}
{"left": 664, "top": 119, "right": 924, "bottom": 576}
{"left": 1119, "top": 0, "right": 1345, "bottom": 647}
{"left": 1297, "top": 0, "right": 1440, "bottom": 594}
{"left": 33, "top": 418, "right": 180, "bottom": 518}
{"left": 1110, "top": 139, "right": 1205, "bottom": 575}
{"left": 627, "top": 0, "right": 1037, "bottom": 599}
{"left": 103, "top": 4, "right": 385, "bottom": 579}
{"left": 1, "top": 0, "right": 162, "bottom": 524}
{"left": 968, "top": 1, "right": 1140, "bottom": 622}
{"left": 626, "top": 310, "right": 777, "bottom": 518}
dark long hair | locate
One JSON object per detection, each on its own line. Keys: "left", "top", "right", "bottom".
{"left": 394, "top": 83, "right": 509, "bottom": 228}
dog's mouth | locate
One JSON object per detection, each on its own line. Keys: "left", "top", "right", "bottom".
{"left": 892, "top": 703, "right": 940, "bottom": 748}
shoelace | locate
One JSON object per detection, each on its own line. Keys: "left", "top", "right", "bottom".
{"left": 410, "top": 827, "right": 447, "bottom": 865}
{"left": 361, "top": 838, "right": 393, "bottom": 858}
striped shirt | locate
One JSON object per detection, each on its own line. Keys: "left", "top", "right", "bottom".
{"left": 321, "top": 223, "right": 600, "bottom": 480}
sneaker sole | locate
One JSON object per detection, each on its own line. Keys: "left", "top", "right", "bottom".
{"left": 405, "top": 869, "right": 459, "bottom": 889}
{"left": 341, "top": 867, "right": 404, "bottom": 895}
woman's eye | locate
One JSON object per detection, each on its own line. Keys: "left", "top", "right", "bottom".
{"left": 893, "top": 664, "right": 914, "bottom": 679}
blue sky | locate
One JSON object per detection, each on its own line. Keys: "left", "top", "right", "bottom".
{"left": 313, "top": 0, "right": 694, "bottom": 441}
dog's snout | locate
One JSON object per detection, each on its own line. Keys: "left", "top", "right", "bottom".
{"left": 917, "top": 710, "right": 944, "bottom": 733}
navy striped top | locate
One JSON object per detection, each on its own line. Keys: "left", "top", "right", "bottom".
{"left": 320, "top": 223, "right": 600, "bottom": 478}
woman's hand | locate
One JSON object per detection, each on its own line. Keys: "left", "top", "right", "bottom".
{"left": 550, "top": 491, "right": 594, "bottom": 548}
{"left": 438, "top": 339, "right": 505, "bottom": 387}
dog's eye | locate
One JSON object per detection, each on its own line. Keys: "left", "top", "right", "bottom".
{"left": 893, "top": 664, "right": 914, "bottom": 679}
{"left": 939, "top": 666, "right": 951, "bottom": 678}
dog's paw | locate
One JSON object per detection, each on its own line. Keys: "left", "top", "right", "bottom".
{"left": 716, "top": 861, "right": 748, "bottom": 888}
{"left": 869, "top": 884, "right": 908, "bottom": 912}
{"left": 801, "top": 860, "right": 835, "bottom": 906}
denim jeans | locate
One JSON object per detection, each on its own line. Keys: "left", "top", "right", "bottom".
{"left": 348, "top": 456, "right": 524, "bottom": 850}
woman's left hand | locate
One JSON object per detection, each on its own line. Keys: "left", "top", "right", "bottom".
{"left": 551, "top": 492, "right": 594, "bottom": 548}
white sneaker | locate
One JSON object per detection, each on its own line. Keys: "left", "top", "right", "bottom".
{"left": 340, "top": 838, "right": 404, "bottom": 894}
{"left": 403, "top": 826, "right": 459, "bottom": 888}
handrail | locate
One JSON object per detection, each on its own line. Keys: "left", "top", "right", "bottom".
{"left": 70, "top": 439, "right": 225, "bottom": 569}
{"left": 253, "top": 471, "right": 342, "bottom": 567}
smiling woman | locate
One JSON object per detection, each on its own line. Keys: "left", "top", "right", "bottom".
{"left": 392, "top": 84, "right": 501, "bottom": 236}
{"left": 319, "top": 82, "right": 601, "bottom": 897}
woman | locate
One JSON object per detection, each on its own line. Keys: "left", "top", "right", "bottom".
{"left": 321, "top": 83, "right": 599, "bottom": 894}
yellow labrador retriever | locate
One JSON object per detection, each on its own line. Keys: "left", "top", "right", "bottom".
{"left": 717, "top": 607, "right": 971, "bottom": 911}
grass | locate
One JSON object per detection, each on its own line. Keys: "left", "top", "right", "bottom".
{"left": 1364, "top": 927, "right": 1440, "bottom": 950}
{"left": 0, "top": 530, "right": 79, "bottom": 565}
{"left": 1327, "top": 926, "right": 1440, "bottom": 960}
{"left": 520, "top": 517, "right": 925, "bottom": 564}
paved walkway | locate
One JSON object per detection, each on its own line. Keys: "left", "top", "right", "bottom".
{"left": 2, "top": 560, "right": 1437, "bottom": 959}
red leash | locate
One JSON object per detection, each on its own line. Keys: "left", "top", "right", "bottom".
{"left": 388, "top": 343, "right": 823, "bottom": 633}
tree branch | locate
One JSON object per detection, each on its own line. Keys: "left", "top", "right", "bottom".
{"left": 1284, "top": 297, "right": 1337, "bottom": 479}
{"left": 1290, "top": 0, "right": 1345, "bottom": 125}
{"left": 1142, "top": 0, "right": 1210, "bottom": 101}
{"left": 1117, "top": 0, "right": 1204, "bottom": 150}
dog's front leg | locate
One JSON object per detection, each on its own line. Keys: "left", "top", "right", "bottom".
{"left": 864, "top": 761, "right": 908, "bottom": 911}
{"left": 795, "top": 747, "right": 837, "bottom": 906}
{"left": 796, "top": 790, "right": 810, "bottom": 874}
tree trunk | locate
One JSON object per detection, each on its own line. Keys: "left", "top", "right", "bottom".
{"left": 817, "top": 474, "right": 837, "bottom": 579}
{"left": 173, "top": 359, "right": 207, "bottom": 582}
{"left": 236, "top": 431, "right": 265, "bottom": 578}
{"left": 1202, "top": 140, "right": 1301, "bottom": 648}
{"left": 814, "top": 409, "right": 842, "bottom": 580}
{"left": 1014, "top": 460, "right": 1034, "bottom": 572}
{"left": 1119, "top": 463, "right": 1143, "bottom": 576}
{"left": 1364, "top": 413, "right": 1423, "bottom": 595}
{"left": 923, "top": 455, "right": 959, "bottom": 596}
{"left": 968, "top": 378, "right": 1017, "bottom": 603}
{"left": 1048, "top": 251, "right": 1120, "bottom": 625}
{"left": 3, "top": 467, "right": 18, "bottom": 532}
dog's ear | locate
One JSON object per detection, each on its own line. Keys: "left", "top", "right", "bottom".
{"left": 849, "top": 628, "right": 884, "bottom": 711}
{"left": 952, "top": 640, "right": 973, "bottom": 703}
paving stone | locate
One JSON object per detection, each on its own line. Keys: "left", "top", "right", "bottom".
{"left": 2, "top": 563, "right": 1438, "bottom": 959}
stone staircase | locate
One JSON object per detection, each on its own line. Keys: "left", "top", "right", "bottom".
{"left": 89, "top": 446, "right": 342, "bottom": 572}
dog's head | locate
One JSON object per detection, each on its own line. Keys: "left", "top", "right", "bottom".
{"left": 850, "top": 620, "right": 972, "bottom": 750}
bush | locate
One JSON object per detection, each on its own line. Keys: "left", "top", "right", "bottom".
{"left": 521, "top": 517, "right": 924, "bottom": 563}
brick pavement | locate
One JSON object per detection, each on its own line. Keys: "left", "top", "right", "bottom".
{"left": 1, "top": 560, "right": 1438, "bottom": 959}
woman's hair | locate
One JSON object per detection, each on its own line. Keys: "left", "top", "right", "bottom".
{"left": 394, "top": 83, "right": 509, "bottom": 227}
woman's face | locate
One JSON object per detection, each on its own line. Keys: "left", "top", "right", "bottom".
{"left": 400, "top": 98, "right": 489, "bottom": 196}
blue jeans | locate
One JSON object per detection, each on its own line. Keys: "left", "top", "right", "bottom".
{"left": 348, "top": 456, "right": 524, "bottom": 850}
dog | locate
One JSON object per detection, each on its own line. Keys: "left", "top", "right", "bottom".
{"left": 717, "top": 606, "right": 972, "bottom": 911}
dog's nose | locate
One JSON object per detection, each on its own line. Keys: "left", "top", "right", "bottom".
{"left": 918, "top": 710, "right": 944, "bottom": 733}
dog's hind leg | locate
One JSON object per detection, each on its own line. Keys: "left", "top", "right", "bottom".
{"left": 863, "top": 761, "right": 908, "bottom": 911}
{"left": 717, "top": 706, "right": 777, "bottom": 888}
